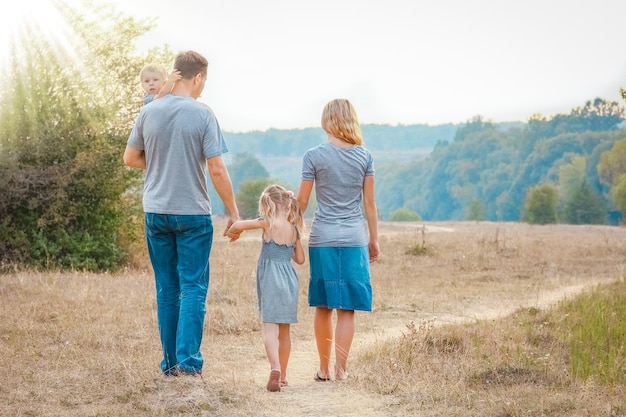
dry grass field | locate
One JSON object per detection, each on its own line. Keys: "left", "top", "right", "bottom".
{"left": 1, "top": 219, "right": 625, "bottom": 416}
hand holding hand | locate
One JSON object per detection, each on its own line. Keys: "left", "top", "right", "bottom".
{"left": 224, "top": 218, "right": 242, "bottom": 242}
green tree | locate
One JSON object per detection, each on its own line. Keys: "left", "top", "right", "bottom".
{"left": 522, "top": 184, "right": 558, "bottom": 224}
{"left": 236, "top": 179, "right": 274, "bottom": 219}
{"left": 0, "top": 1, "right": 163, "bottom": 271}
{"left": 229, "top": 152, "right": 270, "bottom": 191}
{"left": 610, "top": 174, "right": 626, "bottom": 216}
{"left": 389, "top": 208, "right": 421, "bottom": 222}
{"left": 558, "top": 155, "right": 587, "bottom": 203}
{"left": 209, "top": 152, "right": 270, "bottom": 216}
{"left": 598, "top": 138, "right": 626, "bottom": 186}
{"left": 466, "top": 199, "right": 486, "bottom": 221}
{"left": 568, "top": 98, "right": 625, "bottom": 132}
{"left": 563, "top": 183, "right": 607, "bottom": 224}
{"left": 598, "top": 137, "right": 626, "bottom": 219}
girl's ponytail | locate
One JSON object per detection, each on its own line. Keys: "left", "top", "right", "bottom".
{"left": 286, "top": 195, "right": 305, "bottom": 237}
{"left": 259, "top": 184, "right": 304, "bottom": 236}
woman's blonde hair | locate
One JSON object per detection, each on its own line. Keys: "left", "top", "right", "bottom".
{"left": 321, "top": 98, "right": 363, "bottom": 146}
{"left": 258, "top": 184, "right": 304, "bottom": 236}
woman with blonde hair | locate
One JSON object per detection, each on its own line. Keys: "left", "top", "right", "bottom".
{"left": 297, "top": 98, "right": 380, "bottom": 382}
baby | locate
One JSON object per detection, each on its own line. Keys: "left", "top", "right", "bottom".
{"left": 139, "top": 63, "right": 181, "bottom": 105}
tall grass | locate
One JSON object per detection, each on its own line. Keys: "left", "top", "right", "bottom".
{"left": 354, "top": 277, "right": 626, "bottom": 416}
{"left": 560, "top": 278, "right": 626, "bottom": 386}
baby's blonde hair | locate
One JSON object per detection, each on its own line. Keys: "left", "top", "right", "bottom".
{"left": 139, "top": 63, "right": 167, "bottom": 80}
{"left": 258, "top": 184, "right": 304, "bottom": 236}
{"left": 321, "top": 98, "right": 363, "bottom": 146}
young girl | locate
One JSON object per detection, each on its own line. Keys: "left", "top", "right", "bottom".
{"left": 227, "top": 184, "right": 305, "bottom": 392}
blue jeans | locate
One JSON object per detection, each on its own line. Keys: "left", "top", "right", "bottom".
{"left": 145, "top": 213, "right": 214, "bottom": 375}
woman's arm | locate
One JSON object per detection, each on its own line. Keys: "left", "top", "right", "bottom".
{"left": 363, "top": 175, "right": 380, "bottom": 262}
{"left": 296, "top": 180, "right": 314, "bottom": 214}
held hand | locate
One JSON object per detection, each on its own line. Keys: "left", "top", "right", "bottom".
{"left": 226, "top": 230, "right": 242, "bottom": 242}
{"left": 224, "top": 218, "right": 242, "bottom": 242}
{"left": 368, "top": 241, "right": 380, "bottom": 263}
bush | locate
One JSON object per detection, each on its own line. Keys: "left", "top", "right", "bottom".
{"left": 0, "top": 2, "right": 160, "bottom": 271}
{"left": 236, "top": 179, "right": 275, "bottom": 219}
{"left": 389, "top": 207, "right": 421, "bottom": 222}
{"left": 522, "top": 183, "right": 558, "bottom": 224}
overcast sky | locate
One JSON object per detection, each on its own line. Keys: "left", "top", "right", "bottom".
{"left": 3, "top": 0, "right": 626, "bottom": 133}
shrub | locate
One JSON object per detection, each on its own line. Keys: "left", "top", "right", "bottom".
{"left": 389, "top": 207, "right": 421, "bottom": 222}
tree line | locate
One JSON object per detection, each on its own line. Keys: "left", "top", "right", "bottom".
{"left": 218, "top": 101, "right": 626, "bottom": 225}
{"left": 376, "top": 99, "right": 626, "bottom": 224}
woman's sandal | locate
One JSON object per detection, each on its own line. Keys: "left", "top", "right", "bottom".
{"left": 335, "top": 367, "right": 349, "bottom": 382}
{"left": 335, "top": 371, "right": 349, "bottom": 382}
{"left": 314, "top": 370, "right": 330, "bottom": 382}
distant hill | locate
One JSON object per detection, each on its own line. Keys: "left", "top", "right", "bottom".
{"left": 212, "top": 98, "right": 626, "bottom": 224}
{"left": 222, "top": 123, "right": 459, "bottom": 186}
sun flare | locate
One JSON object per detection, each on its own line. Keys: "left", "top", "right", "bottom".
{"left": 0, "top": 0, "right": 75, "bottom": 65}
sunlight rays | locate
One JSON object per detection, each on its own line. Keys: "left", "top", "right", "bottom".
{"left": 0, "top": 0, "right": 80, "bottom": 66}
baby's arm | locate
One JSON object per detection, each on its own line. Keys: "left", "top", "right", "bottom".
{"left": 154, "top": 69, "right": 182, "bottom": 100}
{"left": 292, "top": 237, "right": 305, "bottom": 265}
{"left": 226, "top": 218, "right": 267, "bottom": 242}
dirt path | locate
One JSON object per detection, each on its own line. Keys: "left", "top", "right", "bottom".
{"left": 249, "top": 348, "right": 391, "bottom": 416}
{"left": 242, "top": 278, "right": 617, "bottom": 416}
{"left": 155, "top": 221, "right": 626, "bottom": 416}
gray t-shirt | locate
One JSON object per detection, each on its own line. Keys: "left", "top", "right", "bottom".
{"left": 301, "top": 142, "right": 375, "bottom": 247}
{"left": 127, "top": 94, "right": 228, "bottom": 215}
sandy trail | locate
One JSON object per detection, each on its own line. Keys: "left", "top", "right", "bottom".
{"left": 239, "top": 280, "right": 617, "bottom": 416}
{"left": 242, "top": 239, "right": 619, "bottom": 417}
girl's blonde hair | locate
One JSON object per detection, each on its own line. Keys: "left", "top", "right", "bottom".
{"left": 321, "top": 98, "right": 363, "bottom": 146}
{"left": 258, "top": 184, "right": 304, "bottom": 236}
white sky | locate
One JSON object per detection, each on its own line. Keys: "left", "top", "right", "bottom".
{"left": 2, "top": 0, "right": 626, "bottom": 133}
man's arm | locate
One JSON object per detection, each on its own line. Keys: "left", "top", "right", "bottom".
{"left": 123, "top": 145, "right": 146, "bottom": 170}
{"left": 207, "top": 155, "right": 240, "bottom": 236}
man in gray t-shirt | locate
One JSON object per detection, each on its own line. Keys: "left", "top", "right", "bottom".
{"left": 123, "top": 50, "right": 240, "bottom": 376}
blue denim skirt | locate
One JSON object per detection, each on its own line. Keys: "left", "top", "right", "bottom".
{"left": 308, "top": 246, "right": 372, "bottom": 311}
